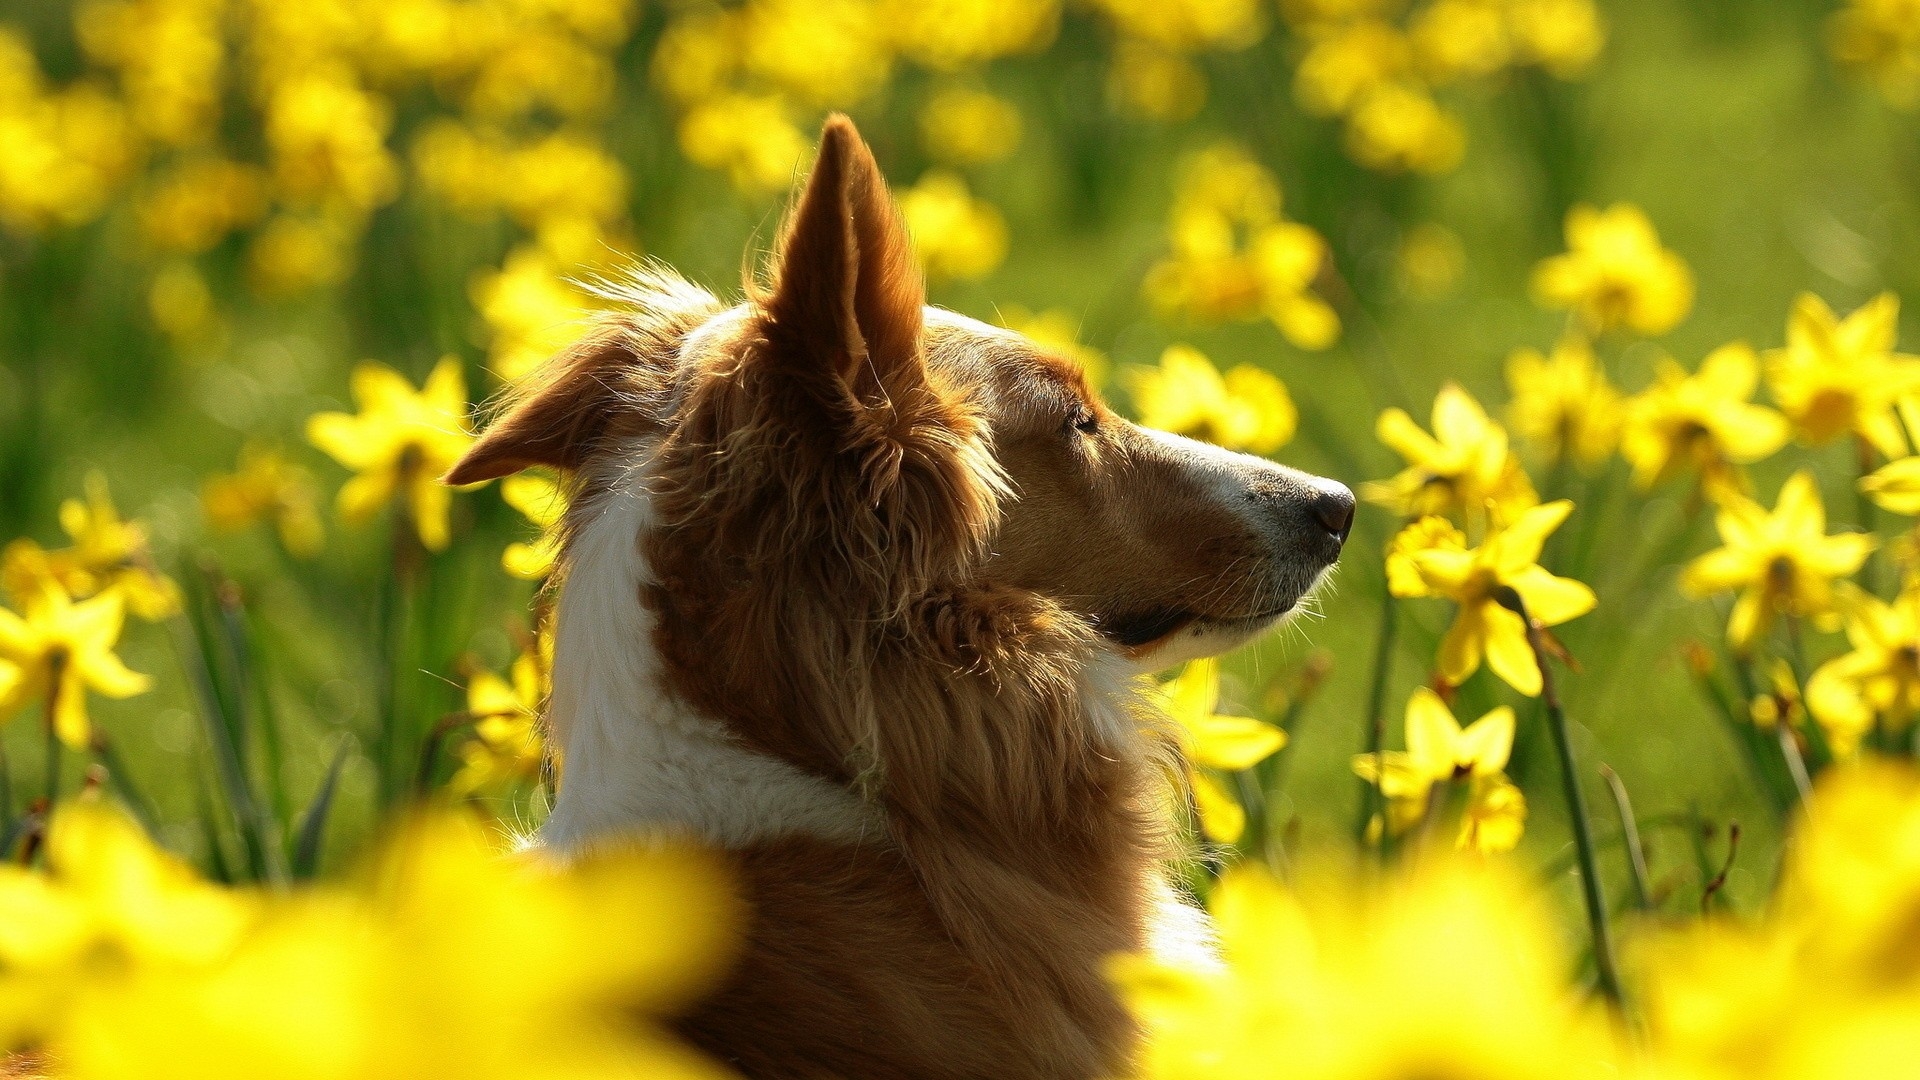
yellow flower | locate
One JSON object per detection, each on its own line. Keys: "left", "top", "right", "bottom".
{"left": 1807, "top": 586, "right": 1920, "bottom": 756}
{"left": 1353, "top": 688, "right": 1526, "bottom": 853}
{"left": 1106, "top": 38, "right": 1208, "bottom": 121}
{"left": 1293, "top": 19, "right": 1412, "bottom": 117}
{"left": 1088, "top": 0, "right": 1267, "bottom": 53}
{"left": 1530, "top": 203, "right": 1693, "bottom": 337}
{"left": 885, "top": 0, "right": 1061, "bottom": 70}
{"left": 1143, "top": 144, "right": 1340, "bottom": 350}
{"left": 1393, "top": 500, "right": 1596, "bottom": 695}
{"left": 899, "top": 170, "right": 1008, "bottom": 281}
{"left": 2, "top": 473, "right": 181, "bottom": 622}
{"left": 1125, "top": 345, "right": 1296, "bottom": 455}
{"left": 740, "top": 0, "right": 892, "bottom": 109}
{"left": 1765, "top": 291, "right": 1920, "bottom": 459}
{"left": 470, "top": 247, "right": 592, "bottom": 383}
{"left": 202, "top": 443, "right": 327, "bottom": 559}
{"left": 1830, "top": 0, "right": 1920, "bottom": 110}
{"left": 1619, "top": 342, "right": 1791, "bottom": 495}
{"left": 0, "top": 580, "right": 151, "bottom": 748}
{"left": 1362, "top": 383, "right": 1539, "bottom": 524}
{"left": 137, "top": 157, "right": 270, "bottom": 255}
{"left": 245, "top": 212, "right": 354, "bottom": 296}
{"left": 1860, "top": 453, "right": 1920, "bottom": 515}
{"left": 1156, "top": 657, "right": 1287, "bottom": 844}
{"left": 262, "top": 71, "right": 399, "bottom": 215}
{"left": 676, "top": 92, "right": 809, "bottom": 195}
{"left": 1504, "top": 334, "right": 1623, "bottom": 468}
{"left": 501, "top": 472, "right": 566, "bottom": 580}
{"left": 1385, "top": 515, "right": 1466, "bottom": 597}
{"left": 1681, "top": 471, "right": 1876, "bottom": 651}
{"left": 452, "top": 632, "right": 551, "bottom": 795}
{"left": 917, "top": 85, "right": 1023, "bottom": 166}
{"left": 1507, "top": 0, "right": 1607, "bottom": 78}
{"left": 1393, "top": 222, "right": 1465, "bottom": 299}
{"left": 996, "top": 306, "right": 1110, "bottom": 387}
{"left": 1343, "top": 83, "right": 1466, "bottom": 175}
{"left": 306, "top": 357, "right": 477, "bottom": 552}
{"left": 1410, "top": 0, "right": 1510, "bottom": 84}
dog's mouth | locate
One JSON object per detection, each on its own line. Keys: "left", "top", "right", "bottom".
{"left": 1100, "top": 602, "right": 1298, "bottom": 650}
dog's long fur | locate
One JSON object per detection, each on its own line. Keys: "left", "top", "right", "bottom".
{"left": 448, "top": 116, "right": 1349, "bottom": 1080}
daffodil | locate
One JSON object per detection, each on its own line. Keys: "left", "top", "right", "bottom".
{"left": 1157, "top": 657, "right": 1287, "bottom": 844}
{"left": 1681, "top": 471, "right": 1876, "bottom": 651}
{"left": 0, "top": 581, "right": 151, "bottom": 748}
{"left": 201, "top": 443, "right": 326, "bottom": 558}
{"left": 1391, "top": 500, "right": 1595, "bottom": 695}
{"left": 1530, "top": 202, "right": 1694, "bottom": 337}
{"left": 452, "top": 633, "right": 551, "bottom": 795}
{"left": 1619, "top": 342, "right": 1791, "bottom": 496}
{"left": 1505, "top": 334, "right": 1623, "bottom": 468}
{"left": 1353, "top": 688, "right": 1526, "bottom": 853}
{"left": 1361, "top": 383, "right": 1538, "bottom": 525}
{"left": 1860, "top": 452, "right": 1920, "bottom": 516}
{"left": 1, "top": 474, "right": 180, "bottom": 621}
{"left": 899, "top": 169, "right": 1008, "bottom": 281}
{"left": 306, "top": 357, "right": 477, "bottom": 552}
{"left": 1765, "top": 292, "right": 1920, "bottom": 459}
{"left": 501, "top": 472, "right": 566, "bottom": 580}
{"left": 1125, "top": 345, "right": 1296, "bottom": 454}
{"left": 1806, "top": 585, "right": 1920, "bottom": 755}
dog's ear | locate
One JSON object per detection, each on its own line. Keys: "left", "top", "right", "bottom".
{"left": 443, "top": 327, "right": 639, "bottom": 485}
{"left": 761, "top": 114, "right": 926, "bottom": 404}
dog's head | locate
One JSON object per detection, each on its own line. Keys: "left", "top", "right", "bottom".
{"left": 448, "top": 116, "right": 1349, "bottom": 674}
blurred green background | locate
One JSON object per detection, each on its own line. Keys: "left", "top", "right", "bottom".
{"left": 2, "top": 0, "right": 1916, "bottom": 909}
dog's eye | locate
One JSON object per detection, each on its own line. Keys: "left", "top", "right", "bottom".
{"left": 1067, "top": 405, "right": 1098, "bottom": 436}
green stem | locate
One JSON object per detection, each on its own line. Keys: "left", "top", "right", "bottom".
{"left": 1599, "top": 765, "right": 1653, "bottom": 912}
{"left": 1501, "top": 587, "right": 1622, "bottom": 1002}
{"left": 42, "top": 656, "right": 65, "bottom": 807}
{"left": 1356, "top": 590, "right": 1400, "bottom": 847}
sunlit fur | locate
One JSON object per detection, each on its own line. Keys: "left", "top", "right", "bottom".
{"left": 447, "top": 115, "right": 1350, "bottom": 1080}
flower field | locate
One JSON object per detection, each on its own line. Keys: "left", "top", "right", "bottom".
{"left": 4, "top": 0, "right": 1920, "bottom": 1075}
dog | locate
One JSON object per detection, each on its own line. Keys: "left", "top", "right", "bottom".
{"left": 445, "top": 115, "right": 1352, "bottom": 1080}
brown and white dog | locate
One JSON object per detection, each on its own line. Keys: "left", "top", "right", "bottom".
{"left": 446, "top": 116, "right": 1352, "bottom": 1080}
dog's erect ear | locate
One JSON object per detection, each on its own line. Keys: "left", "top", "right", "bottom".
{"left": 443, "top": 328, "right": 638, "bottom": 485}
{"left": 762, "top": 115, "right": 925, "bottom": 398}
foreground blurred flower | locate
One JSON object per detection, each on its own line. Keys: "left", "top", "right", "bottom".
{"left": 1619, "top": 343, "right": 1791, "bottom": 497}
{"left": 1505, "top": 334, "right": 1623, "bottom": 469}
{"left": 4, "top": 801, "right": 740, "bottom": 1080}
{"left": 1144, "top": 143, "right": 1340, "bottom": 350}
{"left": 1126, "top": 345, "right": 1296, "bottom": 455}
{"left": 201, "top": 444, "right": 326, "bottom": 559}
{"left": 1531, "top": 203, "right": 1693, "bottom": 337}
{"left": 1353, "top": 687, "right": 1526, "bottom": 852}
{"left": 1806, "top": 583, "right": 1920, "bottom": 756}
{"left": 1, "top": 474, "right": 180, "bottom": 622}
{"left": 1388, "top": 501, "right": 1595, "bottom": 695}
{"left": 1765, "top": 292, "right": 1920, "bottom": 459}
{"left": 306, "top": 357, "right": 477, "bottom": 552}
{"left": 0, "top": 581, "right": 150, "bottom": 749}
{"left": 1682, "top": 472, "right": 1875, "bottom": 652}
{"left": 899, "top": 170, "right": 1008, "bottom": 281}
{"left": 501, "top": 472, "right": 566, "bottom": 580}
{"left": 1113, "top": 859, "right": 1619, "bottom": 1080}
{"left": 1362, "top": 383, "right": 1537, "bottom": 525}
{"left": 1156, "top": 657, "right": 1286, "bottom": 844}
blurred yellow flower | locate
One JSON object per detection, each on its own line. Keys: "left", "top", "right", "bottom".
{"left": 1293, "top": 19, "right": 1412, "bottom": 116}
{"left": 997, "top": 306, "right": 1110, "bottom": 387}
{"left": 1089, "top": 0, "right": 1267, "bottom": 53}
{"left": 918, "top": 85, "right": 1023, "bottom": 166}
{"left": 1505, "top": 334, "right": 1623, "bottom": 468}
{"left": 453, "top": 631, "right": 550, "bottom": 795}
{"left": 740, "top": 0, "right": 891, "bottom": 109}
{"left": 1114, "top": 859, "right": 1620, "bottom": 1080}
{"left": 137, "top": 157, "right": 270, "bottom": 255}
{"left": 501, "top": 471, "right": 566, "bottom": 579}
{"left": 1860, "top": 453, "right": 1920, "bottom": 515}
{"left": 1806, "top": 584, "right": 1920, "bottom": 755}
{"left": 1411, "top": 0, "right": 1510, "bottom": 84}
{"left": 0, "top": 580, "right": 151, "bottom": 748}
{"left": 1619, "top": 342, "right": 1791, "bottom": 495}
{"left": 1353, "top": 687, "right": 1525, "bottom": 852}
{"left": 1507, "top": 0, "right": 1607, "bottom": 78}
{"left": 147, "top": 260, "right": 220, "bottom": 346}
{"left": 9, "top": 802, "right": 739, "bottom": 1080}
{"left": 1107, "top": 38, "right": 1209, "bottom": 121}
{"left": 0, "top": 40, "right": 138, "bottom": 235}
{"left": 470, "top": 247, "right": 592, "bottom": 383}
{"left": 899, "top": 169, "right": 1008, "bottom": 281}
{"left": 1765, "top": 291, "right": 1920, "bottom": 459}
{"left": 1682, "top": 471, "right": 1876, "bottom": 651}
{"left": 1362, "top": 383, "right": 1538, "bottom": 523}
{"left": 262, "top": 71, "right": 399, "bottom": 214}
{"left": 306, "top": 357, "right": 477, "bottom": 551}
{"left": 1830, "top": 0, "right": 1920, "bottom": 110}
{"left": 1343, "top": 82, "right": 1466, "bottom": 175}
{"left": 677, "top": 92, "right": 809, "bottom": 194}
{"left": 1393, "top": 222, "right": 1465, "bottom": 299}
{"left": 1393, "top": 499, "right": 1595, "bottom": 695}
{"left": 885, "top": 0, "right": 1060, "bottom": 70}
{"left": 1156, "top": 657, "right": 1286, "bottom": 844}
{"left": 1531, "top": 203, "right": 1693, "bottom": 337}
{"left": 201, "top": 443, "right": 327, "bottom": 558}
{"left": 1144, "top": 144, "right": 1340, "bottom": 350}
{"left": 1125, "top": 345, "right": 1296, "bottom": 454}
{"left": 1, "top": 473, "right": 181, "bottom": 623}
{"left": 246, "top": 212, "right": 354, "bottom": 296}
{"left": 651, "top": 8, "right": 741, "bottom": 104}
{"left": 75, "top": 0, "right": 227, "bottom": 147}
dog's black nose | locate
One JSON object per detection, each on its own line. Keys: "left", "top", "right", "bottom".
{"left": 1310, "top": 483, "right": 1356, "bottom": 546}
